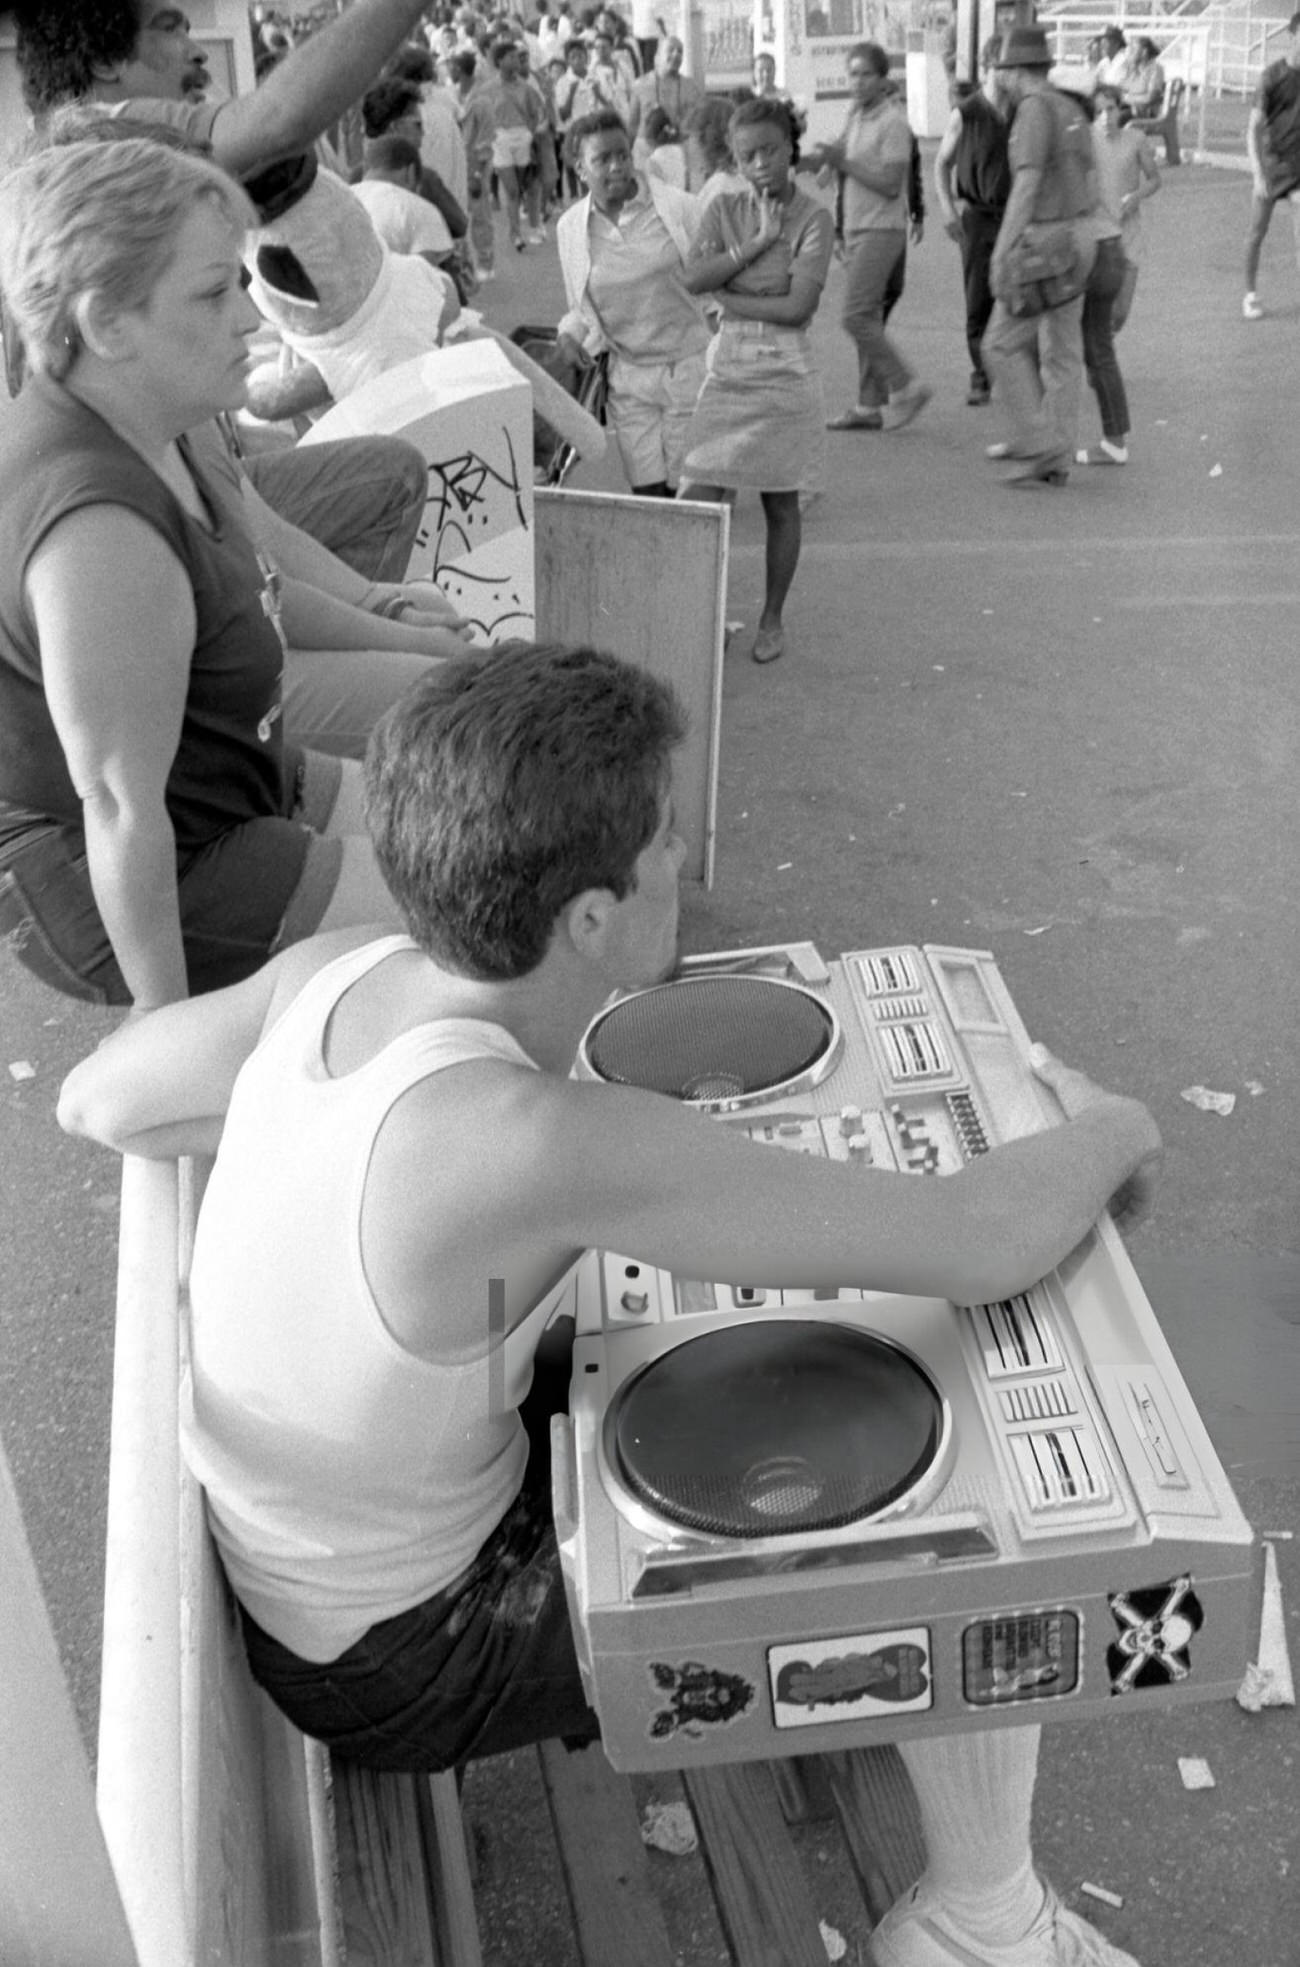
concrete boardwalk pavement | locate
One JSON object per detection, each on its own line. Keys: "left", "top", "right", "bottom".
{"left": 1, "top": 156, "right": 1297, "bottom": 1964}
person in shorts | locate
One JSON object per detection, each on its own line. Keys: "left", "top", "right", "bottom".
{"left": 61, "top": 638, "right": 1159, "bottom": 1967}
{"left": 485, "top": 38, "right": 547, "bottom": 250}
{"left": 1243, "top": 10, "right": 1300, "bottom": 318}
{"left": 555, "top": 110, "right": 709, "bottom": 497}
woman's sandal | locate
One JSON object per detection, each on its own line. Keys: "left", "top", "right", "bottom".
{"left": 752, "top": 625, "right": 785, "bottom": 664}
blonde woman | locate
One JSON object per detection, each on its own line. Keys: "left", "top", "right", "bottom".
{"left": 0, "top": 138, "right": 410, "bottom": 1007}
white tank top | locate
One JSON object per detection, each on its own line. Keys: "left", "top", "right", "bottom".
{"left": 181, "top": 936, "right": 574, "bottom": 1663}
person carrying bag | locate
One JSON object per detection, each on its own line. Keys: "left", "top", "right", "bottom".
{"left": 998, "top": 86, "right": 1097, "bottom": 316}
{"left": 982, "top": 28, "right": 1098, "bottom": 485}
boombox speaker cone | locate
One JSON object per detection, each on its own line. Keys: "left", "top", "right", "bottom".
{"left": 610, "top": 1321, "right": 944, "bottom": 1538}
{"left": 581, "top": 975, "right": 840, "bottom": 1108}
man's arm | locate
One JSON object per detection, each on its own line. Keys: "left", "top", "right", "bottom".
{"left": 57, "top": 928, "right": 377, "bottom": 1158}
{"left": 934, "top": 107, "right": 965, "bottom": 238}
{"left": 809, "top": 119, "right": 909, "bottom": 201}
{"left": 815, "top": 143, "right": 907, "bottom": 199}
{"left": 206, "top": 0, "right": 436, "bottom": 177}
{"left": 405, "top": 1049, "right": 1161, "bottom": 1316}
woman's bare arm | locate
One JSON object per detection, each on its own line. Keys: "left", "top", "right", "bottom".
{"left": 27, "top": 508, "right": 194, "bottom": 1007}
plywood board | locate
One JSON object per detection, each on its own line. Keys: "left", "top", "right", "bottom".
{"left": 534, "top": 489, "right": 727, "bottom": 889}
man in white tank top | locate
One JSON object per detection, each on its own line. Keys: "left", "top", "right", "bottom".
{"left": 64, "top": 643, "right": 1158, "bottom": 1966}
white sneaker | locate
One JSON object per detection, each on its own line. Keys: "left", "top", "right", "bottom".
{"left": 881, "top": 382, "right": 933, "bottom": 430}
{"left": 871, "top": 1879, "right": 1142, "bottom": 1967}
{"left": 1242, "top": 291, "right": 1264, "bottom": 319}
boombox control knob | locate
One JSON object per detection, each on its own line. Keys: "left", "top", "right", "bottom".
{"left": 619, "top": 1289, "right": 650, "bottom": 1315}
{"left": 839, "top": 1104, "right": 864, "bottom": 1138}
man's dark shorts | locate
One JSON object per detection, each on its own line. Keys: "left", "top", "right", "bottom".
{"left": 240, "top": 1344, "right": 601, "bottom": 1774}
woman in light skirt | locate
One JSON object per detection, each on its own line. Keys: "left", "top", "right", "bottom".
{"left": 677, "top": 99, "right": 834, "bottom": 664}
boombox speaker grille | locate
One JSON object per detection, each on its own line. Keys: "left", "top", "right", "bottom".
{"left": 610, "top": 1321, "right": 943, "bottom": 1538}
{"left": 581, "top": 975, "right": 838, "bottom": 1107}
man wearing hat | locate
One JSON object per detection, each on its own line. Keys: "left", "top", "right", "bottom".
{"left": 982, "top": 24, "right": 1098, "bottom": 487}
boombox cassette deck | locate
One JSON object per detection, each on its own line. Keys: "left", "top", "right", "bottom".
{"left": 549, "top": 942, "right": 1258, "bottom": 1772}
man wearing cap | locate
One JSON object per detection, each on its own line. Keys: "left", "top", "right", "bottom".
{"left": 1242, "top": 10, "right": 1300, "bottom": 319}
{"left": 982, "top": 24, "right": 1097, "bottom": 487}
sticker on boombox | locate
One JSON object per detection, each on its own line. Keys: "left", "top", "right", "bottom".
{"left": 646, "top": 1660, "right": 757, "bottom": 1743}
{"left": 962, "top": 1609, "right": 1081, "bottom": 1707}
{"left": 768, "top": 1628, "right": 934, "bottom": 1729}
{"left": 1107, "top": 1575, "right": 1205, "bottom": 1694}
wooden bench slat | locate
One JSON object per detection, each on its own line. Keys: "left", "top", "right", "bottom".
{"left": 823, "top": 1747, "right": 925, "bottom": 1927}
{"left": 538, "top": 1739, "right": 677, "bottom": 1966}
{"left": 680, "top": 1763, "right": 829, "bottom": 1967}
{"left": 416, "top": 1772, "right": 484, "bottom": 1967}
{"left": 333, "top": 1765, "right": 440, "bottom": 1967}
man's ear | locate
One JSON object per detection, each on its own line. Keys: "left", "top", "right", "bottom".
{"left": 562, "top": 885, "right": 618, "bottom": 962}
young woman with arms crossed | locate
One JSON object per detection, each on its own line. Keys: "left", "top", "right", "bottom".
{"left": 677, "top": 99, "right": 834, "bottom": 664}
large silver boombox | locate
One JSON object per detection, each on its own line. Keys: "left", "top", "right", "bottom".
{"left": 550, "top": 943, "right": 1258, "bottom": 1772}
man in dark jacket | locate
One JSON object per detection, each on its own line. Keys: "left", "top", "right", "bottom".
{"left": 934, "top": 37, "right": 1012, "bottom": 405}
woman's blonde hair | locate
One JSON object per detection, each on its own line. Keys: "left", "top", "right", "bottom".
{"left": 0, "top": 136, "right": 256, "bottom": 382}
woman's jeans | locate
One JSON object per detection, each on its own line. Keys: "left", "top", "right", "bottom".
{"left": 1082, "top": 236, "right": 1131, "bottom": 443}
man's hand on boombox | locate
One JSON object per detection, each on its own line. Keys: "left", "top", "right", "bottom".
{"left": 1029, "top": 1043, "right": 1164, "bottom": 1235}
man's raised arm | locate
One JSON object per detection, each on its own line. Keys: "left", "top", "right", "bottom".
{"left": 208, "top": 0, "right": 434, "bottom": 176}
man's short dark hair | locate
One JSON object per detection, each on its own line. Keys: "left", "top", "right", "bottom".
{"left": 362, "top": 76, "right": 422, "bottom": 138}
{"left": 388, "top": 41, "right": 436, "bottom": 85}
{"left": 568, "top": 105, "right": 628, "bottom": 161}
{"left": 364, "top": 644, "right": 686, "bottom": 980}
{"left": 451, "top": 49, "right": 478, "bottom": 82}
{"left": 491, "top": 37, "right": 518, "bottom": 67}
{"left": 848, "top": 41, "right": 890, "bottom": 78}
{"left": 15, "top": 0, "right": 142, "bottom": 115}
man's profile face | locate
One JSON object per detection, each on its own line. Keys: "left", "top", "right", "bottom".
{"left": 611, "top": 792, "right": 685, "bottom": 988}
{"left": 123, "top": 4, "right": 209, "bottom": 100}
{"left": 662, "top": 38, "right": 684, "bottom": 73}
{"left": 848, "top": 53, "right": 886, "bottom": 109}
